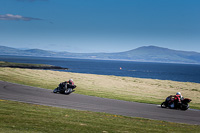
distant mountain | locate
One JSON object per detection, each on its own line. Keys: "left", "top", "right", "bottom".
{"left": 0, "top": 46, "right": 22, "bottom": 54}
{"left": 115, "top": 46, "right": 200, "bottom": 63}
{"left": 1, "top": 45, "right": 200, "bottom": 64}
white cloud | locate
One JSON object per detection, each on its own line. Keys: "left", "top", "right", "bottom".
{"left": 0, "top": 14, "right": 42, "bottom": 21}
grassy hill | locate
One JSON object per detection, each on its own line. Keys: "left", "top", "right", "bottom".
{"left": 0, "top": 66, "right": 199, "bottom": 109}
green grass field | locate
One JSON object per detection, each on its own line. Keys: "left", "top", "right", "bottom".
{"left": 0, "top": 100, "right": 200, "bottom": 133}
{"left": 0, "top": 67, "right": 200, "bottom": 109}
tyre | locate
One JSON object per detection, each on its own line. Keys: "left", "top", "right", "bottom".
{"left": 53, "top": 88, "right": 58, "bottom": 93}
{"left": 180, "top": 104, "right": 189, "bottom": 110}
{"left": 65, "top": 88, "right": 72, "bottom": 95}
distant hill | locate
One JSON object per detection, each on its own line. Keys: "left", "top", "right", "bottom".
{"left": 115, "top": 46, "right": 200, "bottom": 63}
{"left": 1, "top": 45, "right": 200, "bottom": 64}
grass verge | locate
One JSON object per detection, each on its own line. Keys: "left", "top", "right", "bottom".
{"left": 0, "top": 67, "right": 200, "bottom": 109}
{"left": 0, "top": 100, "right": 199, "bottom": 133}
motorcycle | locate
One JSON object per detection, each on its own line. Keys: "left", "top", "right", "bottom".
{"left": 161, "top": 95, "right": 191, "bottom": 110}
{"left": 53, "top": 82, "right": 76, "bottom": 95}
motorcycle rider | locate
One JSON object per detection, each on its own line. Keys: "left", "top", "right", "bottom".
{"left": 174, "top": 92, "right": 183, "bottom": 108}
{"left": 61, "top": 79, "right": 76, "bottom": 94}
{"left": 161, "top": 92, "right": 191, "bottom": 110}
{"left": 66, "top": 79, "right": 76, "bottom": 89}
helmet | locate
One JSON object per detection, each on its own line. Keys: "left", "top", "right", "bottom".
{"left": 69, "top": 79, "right": 73, "bottom": 82}
{"left": 176, "top": 92, "right": 181, "bottom": 95}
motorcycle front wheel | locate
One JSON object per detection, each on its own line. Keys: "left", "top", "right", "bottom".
{"left": 180, "top": 104, "right": 189, "bottom": 110}
{"left": 65, "top": 88, "right": 72, "bottom": 95}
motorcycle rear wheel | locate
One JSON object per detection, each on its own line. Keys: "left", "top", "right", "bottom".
{"left": 161, "top": 102, "right": 167, "bottom": 108}
{"left": 53, "top": 88, "right": 58, "bottom": 93}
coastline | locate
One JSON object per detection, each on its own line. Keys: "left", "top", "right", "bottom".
{"left": 0, "top": 61, "right": 68, "bottom": 70}
{"left": 1, "top": 55, "right": 200, "bottom": 84}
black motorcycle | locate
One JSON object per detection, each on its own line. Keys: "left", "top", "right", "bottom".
{"left": 53, "top": 82, "right": 76, "bottom": 95}
{"left": 161, "top": 95, "right": 191, "bottom": 110}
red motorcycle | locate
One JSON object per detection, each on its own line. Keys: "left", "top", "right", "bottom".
{"left": 161, "top": 95, "right": 191, "bottom": 110}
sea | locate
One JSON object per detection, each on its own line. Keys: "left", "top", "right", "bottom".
{"left": 0, "top": 55, "right": 200, "bottom": 83}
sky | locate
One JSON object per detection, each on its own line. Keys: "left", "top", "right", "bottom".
{"left": 0, "top": 0, "right": 200, "bottom": 53}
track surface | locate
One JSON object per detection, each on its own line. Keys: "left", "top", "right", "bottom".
{"left": 0, "top": 81, "right": 200, "bottom": 125}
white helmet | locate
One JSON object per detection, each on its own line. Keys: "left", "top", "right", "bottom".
{"left": 69, "top": 79, "right": 73, "bottom": 82}
{"left": 176, "top": 92, "right": 181, "bottom": 95}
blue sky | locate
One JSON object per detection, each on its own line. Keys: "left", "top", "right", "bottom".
{"left": 0, "top": 0, "right": 200, "bottom": 53}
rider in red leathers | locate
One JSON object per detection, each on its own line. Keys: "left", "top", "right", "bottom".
{"left": 174, "top": 92, "right": 183, "bottom": 108}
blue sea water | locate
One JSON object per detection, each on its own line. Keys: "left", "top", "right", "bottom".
{"left": 0, "top": 55, "right": 200, "bottom": 83}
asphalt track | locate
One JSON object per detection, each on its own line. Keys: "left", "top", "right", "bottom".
{"left": 0, "top": 80, "right": 200, "bottom": 125}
